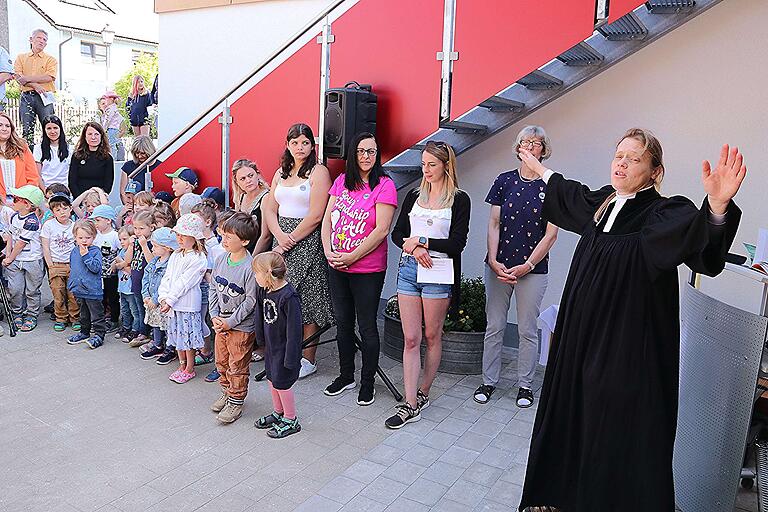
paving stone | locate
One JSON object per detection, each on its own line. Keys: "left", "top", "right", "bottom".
{"left": 434, "top": 417, "right": 474, "bottom": 436}
{"left": 381, "top": 459, "right": 427, "bottom": 485}
{"left": 401, "top": 476, "right": 449, "bottom": 506}
{"left": 486, "top": 480, "right": 523, "bottom": 506}
{"left": 317, "top": 475, "right": 366, "bottom": 504}
{"left": 364, "top": 443, "right": 407, "bottom": 467}
{"left": 339, "top": 494, "right": 386, "bottom": 512}
{"left": 420, "top": 430, "right": 459, "bottom": 451}
{"left": 463, "top": 461, "right": 504, "bottom": 488}
{"left": 455, "top": 430, "right": 494, "bottom": 452}
{"left": 438, "top": 445, "right": 481, "bottom": 469}
{"left": 400, "top": 444, "right": 443, "bottom": 467}
{"left": 293, "top": 494, "right": 343, "bottom": 512}
{"left": 342, "top": 459, "right": 389, "bottom": 485}
{"left": 383, "top": 497, "right": 430, "bottom": 512}
{"left": 421, "top": 461, "right": 467, "bottom": 487}
{"left": 358, "top": 476, "right": 408, "bottom": 505}
{"left": 443, "top": 478, "right": 490, "bottom": 507}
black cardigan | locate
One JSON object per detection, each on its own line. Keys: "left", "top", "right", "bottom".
{"left": 391, "top": 188, "right": 471, "bottom": 313}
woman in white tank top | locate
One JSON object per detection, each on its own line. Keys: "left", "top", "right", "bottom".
{"left": 263, "top": 123, "right": 334, "bottom": 378}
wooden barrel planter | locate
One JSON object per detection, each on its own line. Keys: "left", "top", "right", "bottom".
{"left": 382, "top": 312, "right": 483, "bottom": 375}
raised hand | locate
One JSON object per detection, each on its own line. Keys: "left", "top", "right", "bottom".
{"left": 702, "top": 144, "right": 747, "bottom": 214}
{"left": 518, "top": 149, "right": 547, "bottom": 177}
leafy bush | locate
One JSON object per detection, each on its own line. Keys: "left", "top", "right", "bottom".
{"left": 384, "top": 275, "right": 487, "bottom": 333}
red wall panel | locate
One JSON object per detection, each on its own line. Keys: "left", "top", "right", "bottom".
{"left": 329, "top": 0, "right": 443, "bottom": 163}
{"left": 449, "top": 0, "right": 595, "bottom": 120}
{"left": 155, "top": 37, "right": 321, "bottom": 194}
{"left": 609, "top": 0, "right": 645, "bottom": 22}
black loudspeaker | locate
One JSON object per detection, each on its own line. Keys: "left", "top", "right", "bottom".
{"left": 324, "top": 81, "right": 377, "bottom": 160}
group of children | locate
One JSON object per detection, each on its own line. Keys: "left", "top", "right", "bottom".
{"left": 0, "top": 166, "right": 304, "bottom": 438}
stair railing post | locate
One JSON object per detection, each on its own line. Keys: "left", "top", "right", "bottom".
{"left": 317, "top": 16, "right": 334, "bottom": 162}
{"left": 218, "top": 98, "right": 233, "bottom": 207}
{"left": 437, "top": 0, "right": 458, "bottom": 123}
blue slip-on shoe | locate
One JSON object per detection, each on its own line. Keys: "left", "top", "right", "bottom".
{"left": 205, "top": 368, "right": 220, "bottom": 382}
{"left": 85, "top": 335, "right": 104, "bottom": 349}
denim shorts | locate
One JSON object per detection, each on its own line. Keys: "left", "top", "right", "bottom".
{"left": 396, "top": 254, "right": 452, "bottom": 300}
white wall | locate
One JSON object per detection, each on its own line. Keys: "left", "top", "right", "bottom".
{"left": 157, "top": 0, "right": 337, "bottom": 142}
{"left": 7, "top": 0, "right": 58, "bottom": 63}
{"left": 381, "top": 0, "right": 768, "bottom": 320}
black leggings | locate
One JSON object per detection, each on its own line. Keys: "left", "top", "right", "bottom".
{"left": 102, "top": 276, "right": 120, "bottom": 322}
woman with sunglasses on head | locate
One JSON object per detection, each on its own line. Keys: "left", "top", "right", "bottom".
{"left": 386, "top": 141, "right": 470, "bottom": 429}
{"left": 0, "top": 112, "right": 41, "bottom": 200}
{"left": 263, "top": 123, "right": 334, "bottom": 378}
{"left": 232, "top": 158, "right": 272, "bottom": 253}
{"left": 321, "top": 133, "right": 397, "bottom": 406}
{"left": 474, "top": 126, "right": 559, "bottom": 408}
{"left": 119, "top": 135, "right": 161, "bottom": 200}
{"left": 34, "top": 115, "right": 69, "bottom": 188}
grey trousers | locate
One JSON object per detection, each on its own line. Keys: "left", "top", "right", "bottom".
{"left": 20, "top": 91, "right": 54, "bottom": 147}
{"left": 482, "top": 264, "right": 548, "bottom": 389}
{"left": 6, "top": 259, "right": 45, "bottom": 317}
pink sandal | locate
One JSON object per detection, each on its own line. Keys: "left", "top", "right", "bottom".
{"left": 171, "top": 370, "right": 196, "bottom": 384}
{"left": 169, "top": 369, "right": 184, "bottom": 382}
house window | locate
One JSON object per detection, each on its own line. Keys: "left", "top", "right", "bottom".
{"left": 81, "top": 41, "right": 107, "bottom": 63}
{"left": 132, "top": 50, "right": 155, "bottom": 63}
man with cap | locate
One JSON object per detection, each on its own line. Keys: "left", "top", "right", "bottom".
{"left": 3, "top": 185, "right": 45, "bottom": 331}
{"left": 165, "top": 167, "right": 198, "bottom": 217}
{"left": 41, "top": 191, "right": 79, "bottom": 331}
{"left": 92, "top": 204, "right": 121, "bottom": 332}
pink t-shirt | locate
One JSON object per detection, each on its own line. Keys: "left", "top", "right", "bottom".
{"left": 328, "top": 174, "right": 398, "bottom": 273}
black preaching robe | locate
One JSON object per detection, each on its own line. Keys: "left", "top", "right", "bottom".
{"left": 519, "top": 173, "right": 741, "bottom": 512}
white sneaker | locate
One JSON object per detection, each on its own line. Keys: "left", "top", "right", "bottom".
{"left": 298, "top": 357, "right": 317, "bottom": 379}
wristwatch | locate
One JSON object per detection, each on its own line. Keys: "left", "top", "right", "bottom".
{"left": 526, "top": 261, "right": 535, "bottom": 271}
{"left": 418, "top": 236, "right": 428, "bottom": 246}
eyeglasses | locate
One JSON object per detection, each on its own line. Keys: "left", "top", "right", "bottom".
{"left": 356, "top": 148, "right": 378, "bottom": 157}
{"left": 519, "top": 139, "right": 544, "bottom": 148}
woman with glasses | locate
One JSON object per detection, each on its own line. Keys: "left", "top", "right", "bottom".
{"left": 517, "top": 129, "right": 744, "bottom": 512}
{"left": 474, "top": 126, "right": 559, "bottom": 408}
{"left": 119, "top": 136, "right": 161, "bottom": 199}
{"left": 321, "top": 133, "right": 397, "bottom": 406}
{"left": 232, "top": 158, "right": 272, "bottom": 253}
{"left": 34, "top": 115, "right": 70, "bottom": 188}
{"left": 264, "top": 123, "right": 334, "bottom": 378}
{"left": 386, "top": 141, "right": 470, "bottom": 429}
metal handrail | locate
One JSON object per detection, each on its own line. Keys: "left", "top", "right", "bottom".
{"left": 128, "top": 0, "right": 348, "bottom": 182}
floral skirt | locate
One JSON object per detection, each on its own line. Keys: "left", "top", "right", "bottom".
{"left": 145, "top": 305, "right": 169, "bottom": 330}
{"left": 273, "top": 216, "right": 334, "bottom": 327}
{"left": 167, "top": 310, "right": 205, "bottom": 350}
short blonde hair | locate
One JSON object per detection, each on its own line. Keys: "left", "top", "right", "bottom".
{"left": 73, "top": 219, "right": 97, "bottom": 238}
{"left": 131, "top": 135, "right": 156, "bottom": 164}
{"left": 515, "top": 125, "right": 552, "bottom": 161}
{"left": 252, "top": 251, "right": 287, "bottom": 292}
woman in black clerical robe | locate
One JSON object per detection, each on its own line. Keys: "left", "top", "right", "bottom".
{"left": 516, "top": 128, "right": 745, "bottom": 512}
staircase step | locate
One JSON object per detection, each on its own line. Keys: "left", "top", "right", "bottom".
{"left": 558, "top": 42, "right": 605, "bottom": 66}
{"left": 646, "top": 1, "right": 696, "bottom": 14}
{"left": 598, "top": 12, "right": 648, "bottom": 40}
{"left": 479, "top": 96, "right": 525, "bottom": 112}
{"left": 440, "top": 121, "right": 488, "bottom": 135}
{"left": 384, "top": 164, "right": 422, "bottom": 190}
{"left": 517, "top": 70, "right": 563, "bottom": 90}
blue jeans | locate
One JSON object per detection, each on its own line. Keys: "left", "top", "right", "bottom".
{"left": 151, "top": 326, "right": 165, "bottom": 349}
{"left": 396, "top": 255, "right": 452, "bottom": 299}
{"left": 106, "top": 128, "right": 119, "bottom": 158}
{"left": 120, "top": 293, "right": 142, "bottom": 332}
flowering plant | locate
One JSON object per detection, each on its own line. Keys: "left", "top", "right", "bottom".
{"left": 384, "top": 275, "right": 487, "bottom": 333}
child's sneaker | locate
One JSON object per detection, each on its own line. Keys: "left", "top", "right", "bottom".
{"left": 114, "top": 327, "right": 128, "bottom": 340}
{"left": 71, "top": 323, "right": 81, "bottom": 331}
{"left": 267, "top": 416, "right": 301, "bottom": 438}
{"left": 140, "top": 345, "right": 164, "bottom": 360}
{"left": 205, "top": 368, "right": 220, "bottom": 382}
{"left": 128, "top": 334, "right": 150, "bottom": 348}
{"left": 156, "top": 348, "right": 178, "bottom": 365}
{"left": 121, "top": 331, "right": 137, "bottom": 343}
{"left": 85, "top": 335, "right": 104, "bottom": 349}
{"left": 67, "top": 332, "right": 89, "bottom": 345}
{"left": 217, "top": 402, "right": 243, "bottom": 424}
{"left": 211, "top": 393, "right": 228, "bottom": 413}
{"left": 53, "top": 322, "right": 66, "bottom": 332}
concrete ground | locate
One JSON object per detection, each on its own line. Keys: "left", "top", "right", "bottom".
{"left": 0, "top": 308, "right": 759, "bottom": 511}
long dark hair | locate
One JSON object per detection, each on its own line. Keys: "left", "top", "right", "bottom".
{"left": 344, "top": 132, "right": 386, "bottom": 191}
{"left": 40, "top": 115, "right": 69, "bottom": 162}
{"left": 73, "top": 122, "right": 111, "bottom": 161}
{"left": 279, "top": 123, "right": 317, "bottom": 180}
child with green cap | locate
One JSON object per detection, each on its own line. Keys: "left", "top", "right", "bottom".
{"left": 2, "top": 185, "right": 45, "bottom": 331}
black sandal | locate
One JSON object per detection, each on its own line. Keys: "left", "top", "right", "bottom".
{"left": 473, "top": 384, "right": 495, "bottom": 404}
{"left": 254, "top": 411, "right": 282, "bottom": 429}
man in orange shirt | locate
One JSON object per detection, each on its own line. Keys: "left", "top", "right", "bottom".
{"left": 14, "top": 29, "right": 57, "bottom": 147}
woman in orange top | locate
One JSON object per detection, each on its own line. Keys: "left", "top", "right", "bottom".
{"left": 0, "top": 113, "right": 40, "bottom": 200}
